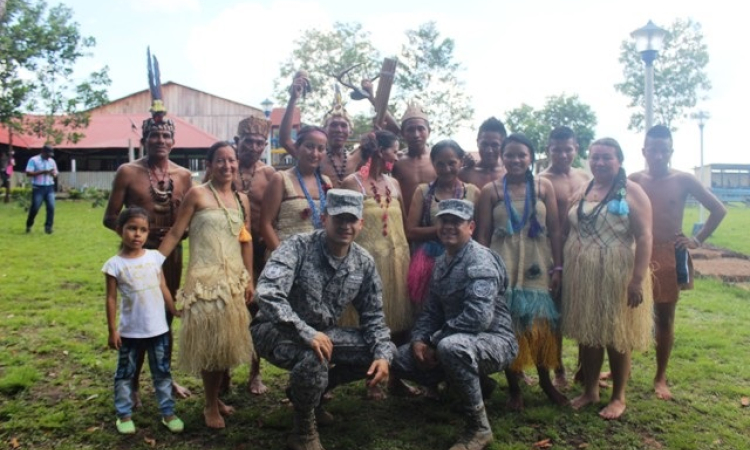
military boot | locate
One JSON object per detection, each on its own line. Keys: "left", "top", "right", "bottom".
{"left": 448, "top": 405, "right": 493, "bottom": 450}
{"left": 287, "top": 409, "right": 326, "bottom": 450}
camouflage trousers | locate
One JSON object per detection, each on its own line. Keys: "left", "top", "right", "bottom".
{"left": 392, "top": 333, "right": 518, "bottom": 410}
{"left": 251, "top": 323, "right": 396, "bottom": 412}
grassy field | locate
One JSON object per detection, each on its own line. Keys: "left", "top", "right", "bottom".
{"left": 1, "top": 201, "right": 749, "bottom": 449}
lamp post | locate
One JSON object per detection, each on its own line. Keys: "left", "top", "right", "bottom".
{"left": 260, "top": 98, "right": 273, "bottom": 164}
{"left": 691, "top": 110, "right": 710, "bottom": 227}
{"left": 631, "top": 20, "right": 668, "bottom": 131}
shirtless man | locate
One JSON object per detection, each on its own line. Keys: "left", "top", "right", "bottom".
{"left": 629, "top": 125, "right": 726, "bottom": 400}
{"left": 458, "top": 117, "right": 507, "bottom": 189}
{"left": 392, "top": 101, "right": 436, "bottom": 215}
{"left": 539, "top": 126, "right": 591, "bottom": 388}
{"left": 234, "top": 115, "right": 275, "bottom": 395}
{"left": 103, "top": 114, "right": 193, "bottom": 401}
{"left": 280, "top": 74, "right": 360, "bottom": 187}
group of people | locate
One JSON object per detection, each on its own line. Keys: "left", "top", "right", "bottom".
{"left": 98, "top": 72, "right": 726, "bottom": 450}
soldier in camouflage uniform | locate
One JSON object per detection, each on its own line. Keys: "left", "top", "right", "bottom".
{"left": 392, "top": 199, "right": 518, "bottom": 450}
{"left": 251, "top": 189, "right": 394, "bottom": 450}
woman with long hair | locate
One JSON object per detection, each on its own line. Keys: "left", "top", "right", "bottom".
{"left": 158, "top": 141, "right": 254, "bottom": 429}
{"left": 562, "top": 138, "right": 653, "bottom": 420}
{"left": 259, "top": 126, "right": 333, "bottom": 251}
{"left": 476, "top": 133, "right": 566, "bottom": 410}
{"left": 340, "top": 130, "right": 412, "bottom": 399}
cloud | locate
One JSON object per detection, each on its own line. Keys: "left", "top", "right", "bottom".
{"left": 184, "top": 1, "right": 329, "bottom": 107}
{"left": 126, "top": 0, "right": 200, "bottom": 13}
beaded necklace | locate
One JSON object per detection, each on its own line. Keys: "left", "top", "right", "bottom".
{"left": 327, "top": 148, "right": 348, "bottom": 182}
{"left": 207, "top": 181, "right": 243, "bottom": 236}
{"left": 370, "top": 176, "right": 393, "bottom": 236}
{"left": 239, "top": 163, "right": 257, "bottom": 194}
{"left": 145, "top": 160, "right": 174, "bottom": 224}
{"left": 295, "top": 166, "right": 326, "bottom": 229}
{"left": 577, "top": 179, "right": 617, "bottom": 236}
{"left": 502, "top": 176, "right": 532, "bottom": 234}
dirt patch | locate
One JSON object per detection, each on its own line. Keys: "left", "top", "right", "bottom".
{"left": 691, "top": 245, "right": 750, "bottom": 282}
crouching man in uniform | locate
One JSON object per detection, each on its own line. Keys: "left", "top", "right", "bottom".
{"left": 251, "top": 189, "right": 394, "bottom": 450}
{"left": 392, "top": 199, "right": 518, "bottom": 450}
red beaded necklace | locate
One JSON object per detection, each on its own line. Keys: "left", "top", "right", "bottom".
{"left": 370, "top": 178, "right": 392, "bottom": 236}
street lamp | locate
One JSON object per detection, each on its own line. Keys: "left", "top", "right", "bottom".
{"left": 261, "top": 98, "right": 273, "bottom": 119}
{"left": 631, "top": 20, "right": 668, "bottom": 131}
{"left": 691, "top": 110, "right": 710, "bottom": 227}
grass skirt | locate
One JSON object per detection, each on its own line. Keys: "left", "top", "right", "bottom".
{"left": 177, "top": 267, "right": 253, "bottom": 375}
{"left": 508, "top": 288, "right": 560, "bottom": 371}
{"left": 562, "top": 237, "right": 653, "bottom": 353}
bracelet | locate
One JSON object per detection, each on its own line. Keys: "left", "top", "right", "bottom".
{"left": 548, "top": 266, "right": 563, "bottom": 275}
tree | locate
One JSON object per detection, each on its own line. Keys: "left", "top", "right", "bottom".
{"left": 615, "top": 18, "right": 711, "bottom": 132}
{"left": 273, "top": 22, "right": 380, "bottom": 124}
{"left": 504, "top": 93, "right": 597, "bottom": 160}
{"left": 394, "top": 21, "right": 473, "bottom": 138}
{"left": 0, "top": 0, "right": 111, "bottom": 145}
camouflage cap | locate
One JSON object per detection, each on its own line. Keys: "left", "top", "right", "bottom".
{"left": 435, "top": 199, "right": 474, "bottom": 221}
{"left": 325, "top": 189, "right": 363, "bottom": 219}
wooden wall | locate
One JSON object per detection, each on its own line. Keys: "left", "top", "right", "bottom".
{"left": 93, "top": 83, "right": 264, "bottom": 141}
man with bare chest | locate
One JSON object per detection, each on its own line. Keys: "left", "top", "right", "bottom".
{"left": 540, "top": 127, "right": 591, "bottom": 227}
{"left": 103, "top": 114, "right": 193, "bottom": 400}
{"left": 234, "top": 115, "right": 275, "bottom": 395}
{"left": 629, "top": 125, "right": 726, "bottom": 400}
{"left": 280, "top": 74, "right": 360, "bottom": 187}
{"left": 392, "top": 101, "right": 436, "bottom": 215}
{"left": 539, "top": 126, "right": 591, "bottom": 387}
{"left": 459, "top": 117, "right": 507, "bottom": 189}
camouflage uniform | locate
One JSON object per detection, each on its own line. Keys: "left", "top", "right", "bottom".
{"left": 251, "top": 229, "right": 394, "bottom": 412}
{"left": 392, "top": 238, "right": 518, "bottom": 410}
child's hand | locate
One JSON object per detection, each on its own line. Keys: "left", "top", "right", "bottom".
{"left": 108, "top": 331, "right": 121, "bottom": 350}
{"left": 171, "top": 308, "right": 182, "bottom": 319}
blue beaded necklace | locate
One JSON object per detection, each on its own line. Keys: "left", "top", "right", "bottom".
{"left": 295, "top": 166, "right": 326, "bottom": 229}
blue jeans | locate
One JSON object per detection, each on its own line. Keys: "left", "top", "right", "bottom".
{"left": 26, "top": 185, "right": 55, "bottom": 230}
{"left": 114, "top": 333, "right": 175, "bottom": 418}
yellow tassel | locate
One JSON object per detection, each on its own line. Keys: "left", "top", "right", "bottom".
{"left": 238, "top": 224, "right": 252, "bottom": 243}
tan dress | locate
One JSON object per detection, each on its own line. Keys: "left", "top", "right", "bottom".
{"left": 275, "top": 170, "right": 332, "bottom": 242}
{"left": 562, "top": 200, "right": 653, "bottom": 353}
{"left": 490, "top": 197, "right": 559, "bottom": 371}
{"left": 177, "top": 209, "right": 252, "bottom": 374}
{"left": 339, "top": 175, "right": 413, "bottom": 333}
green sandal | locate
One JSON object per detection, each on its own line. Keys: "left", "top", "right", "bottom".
{"left": 162, "top": 416, "right": 184, "bottom": 433}
{"left": 116, "top": 418, "right": 136, "bottom": 435}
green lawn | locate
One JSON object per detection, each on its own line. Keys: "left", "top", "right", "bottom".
{"left": 1, "top": 201, "right": 749, "bottom": 449}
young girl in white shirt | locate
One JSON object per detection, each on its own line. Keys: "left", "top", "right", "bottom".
{"left": 103, "top": 207, "right": 183, "bottom": 435}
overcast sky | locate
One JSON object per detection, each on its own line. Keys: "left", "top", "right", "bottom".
{"left": 60, "top": 0, "right": 749, "bottom": 173}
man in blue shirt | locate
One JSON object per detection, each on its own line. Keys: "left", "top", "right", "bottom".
{"left": 25, "top": 145, "right": 58, "bottom": 234}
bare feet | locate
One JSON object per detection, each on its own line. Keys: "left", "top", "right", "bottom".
{"left": 599, "top": 399, "right": 626, "bottom": 420}
{"left": 217, "top": 400, "right": 235, "bottom": 416}
{"left": 570, "top": 392, "right": 599, "bottom": 410}
{"left": 204, "top": 407, "right": 226, "bottom": 429}
{"left": 173, "top": 381, "right": 192, "bottom": 399}
{"left": 248, "top": 375, "right": 268, "bottom": 395}
{"left": 521, "top": 372, "right": 537, "bottom": 386}
{"left": 322, "top": 390, "right": 335, "bottom": 402}
{"left": 599, "top": 371, "right": 612, "bottom": 380}
{"left": 131, "top": 391, "right": 142, "bottom": 410}
{"left": 553, "top": 371, "right": 568, "bottom": 389}
{"left": 654, "top": 379, "right": 673, "bottom": 400}
{"left": 507, "top": 393, "right": 524, "bottom": 411}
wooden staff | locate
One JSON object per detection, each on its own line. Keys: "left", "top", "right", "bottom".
{"left": 373, "top": 58, "right": 397, "bottom": 129}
